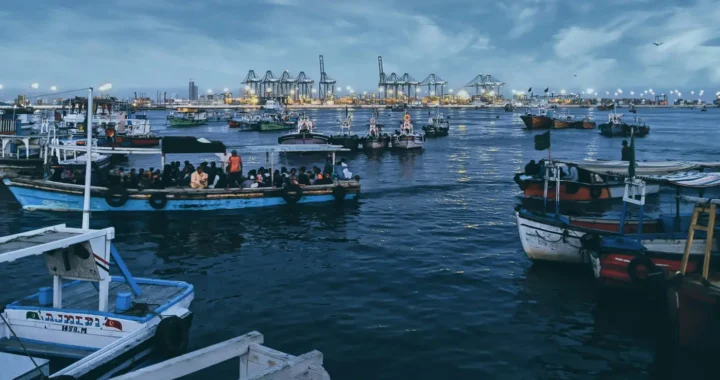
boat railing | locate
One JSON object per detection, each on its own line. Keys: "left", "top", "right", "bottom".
{"left": 102, "top": 331, "right": 328, "bottom": 380}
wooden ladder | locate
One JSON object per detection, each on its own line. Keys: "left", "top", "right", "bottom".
{"left": 680, "top": 203, "right": 717, "bottom": 281}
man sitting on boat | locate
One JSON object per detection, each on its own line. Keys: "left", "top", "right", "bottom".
{"left": 621, "top": 140, "right": 631, "bottom": 161}
{"left": 190, "top": 166, "right": 208, "bottom": 189}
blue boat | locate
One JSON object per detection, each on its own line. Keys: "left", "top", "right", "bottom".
{"left": 3, "top": 139, "right": 359, "bottom": 212}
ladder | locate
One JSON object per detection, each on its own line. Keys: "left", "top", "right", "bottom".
{"left": 680, "top": 202, "right": 717, "bottom": 281}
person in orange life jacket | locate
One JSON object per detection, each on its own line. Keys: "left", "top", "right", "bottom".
{"left": 227, "top": 150, "right": 243, "bottom": 189}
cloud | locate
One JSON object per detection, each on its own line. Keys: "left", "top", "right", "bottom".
{"left": 471, "top": 35, "right": 494, "bottom": 50}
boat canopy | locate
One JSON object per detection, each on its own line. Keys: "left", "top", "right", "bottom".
{"left": 636, "top": 171, "right": 720, "bottom": 188}
{"left": 554, "top": 160, "right": 720, "bottom": 176}
{"left": 230, "top": 144, "right": 349, "bottom": 154}
{"left": 161, "top": 136, "right": 226, "bottom": 154}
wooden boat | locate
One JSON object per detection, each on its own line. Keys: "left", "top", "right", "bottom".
{"left": 167, "top": 108, "right": 208, "bottom": 127}
{"left": 519, "top": 106, "right": 553, "bottom": 129}
{"left": 77, "top": 115, "right": 160, "bottom": 148}
{"left": 598, "top": 113, "right": 650, "bottom": 137}
{"left": 328, "top": 109, "right": 360, "bottom": 151}
{"left": 0, "top": 224, "right": 195, "bottom": 361}
{"left": 504, "top": 103, "right": 514, "bottom": 112}
{"left": 361, "top": 110, "right": 390, "bottom": 150}
{"left": 228, "top": 114, "right": 260, "bottom": 131}
{"left": 258, "top": 113, "right": 293, "bottom": 131}
{"left": 278, "top": 115, "right": 329, "bottom": 144}
{"left": 422, "top": 107, "right": 450, "bottom": 137}
{"left": 552, "top": 114, "right": 574, "bottom": 129}
{"left": 392, "top": 112, "right": 423, "bottom": 150}
{"left": 4, "top": 141, "right": 359, "bottom": 211}
{"left": 0, "top": 134, "right": 46, "bottom": 178}
{"left": 578, "top": 116, "right": 596, "bottom": 129}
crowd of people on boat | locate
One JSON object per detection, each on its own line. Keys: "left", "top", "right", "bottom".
{"left": 49, "top": 151, "right": 355, "bottom": 190}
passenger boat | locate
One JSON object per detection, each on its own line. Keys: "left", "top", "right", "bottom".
{"left": 277, "top": 115, "right": 329, "bottom": 145}
{"left": 77, "top": 114, "right": 160, "bottom": 148}
{"left": 579, "top": 116, "right": 596, "bottom": 129}
{"left": 167, "top": 108, "right": 208, "bottom": 127}
{"left": 4, "top": 140, "right": 359, "bottom": 212}
{"left": 8, "top": 108, "right": 42, "bottom": 129}
{"left": 519, "top": 106, "right": 554, "bottom": 129}
{"left": 261, "top": 99, "right": 283, "bottom": 112}
{"left": 552, "top": 114, "right": 575, "bottom": 129}
{"left": 392, "top": 112, "right": 423, "bottom": 150}
{"left": 422, "top": 107, "right": 450, "bottom": 137}
{"left": 328, "top": 109, "right": 360, "bottom": 151}
{"left": 0, "top": 225, "right": 195, "bottom": 363}
{"left": 361, "top": 110, "right": 390, "bottom": 150}
{"left": 258, "top": 113, "right": 293, "bottom": 131}
{"left": 280, "top": 111, "right": 299, "bottom": 127}
{"left": 598, "top": 113, "right": 650, "bottom": 137}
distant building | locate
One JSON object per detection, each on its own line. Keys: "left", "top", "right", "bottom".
{"left": 188, "top": 79, "right": 198, "bottom": 101}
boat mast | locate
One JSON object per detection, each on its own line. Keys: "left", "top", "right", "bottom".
{"left": 82, "top": 89, "right": 94, "bottom": 230}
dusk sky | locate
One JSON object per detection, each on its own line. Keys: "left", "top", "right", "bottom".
{"left": 1, "top": 0, "right": 719, "bottom": 99}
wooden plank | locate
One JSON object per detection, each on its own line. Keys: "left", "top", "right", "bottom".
{"left": 252, "top": 350, "right": 324, "bottom": 380}
{"left": 110, "top": 332, "right": 264, "bottom": 380}
{"left": 680, "top": 207, "right": 701, "bottom": 274}
{"left": 703, "top": 205, "right": 716, "bottom": 280}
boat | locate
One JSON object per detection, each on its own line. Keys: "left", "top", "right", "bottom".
{"left": 578, "top": 116, "right": 596, "bottom": 129}
{"left": 258, "top": 113, "right": 293, "bottom": 131}
{"left": 6, "top": 108, "right": 42, "bottom": 129}
{"left": 504, "top": 103, "right": 514, "bottom": 112}
{"left": 4, "top": 140, "right": 359, "bottom": 211}
{"left": 228, "top": 114, "right": 260, "bottom": 131}
{"left": 392, "top": 112, "right": 423, "bottom": 150}
{"left": 552, "top": 114, "right": 575, "bottom": 129}
{"left": 390, "top": 104, "right": 407, "bottom": 112}
{"left": 422, "top": 107, "right": 450, "bottom": 137}
{"left": 77, "top": 114, "right": 160, "bottom": 148}
{"left": 328, "top": 108, "right": 360, "bottom": 151}
{"left": 597, "top": 104, "right": 613, "bottom": 111}
{"left": 629, "top": 104, "right": 637, "bottom": 113}
{"left": 361, "top": 109, "right": 390, "bottom": 150}
{"left": 598, "top": 113, "right": 650, "bottom": 137}
{"left": 277, "top": 115, "right": 329, "bottom": 145}
{"left": 0, "top": 134, "right": 47, "bottom": 179}
{"left": 701, "top": 105, "right": 707, "bottom": 112}
{"left": 167, "top": 108, "right": 208, "bottom": 127}
{"left": 261, "top": 99, "right": 283, "bottom": 112}
{"left": 519, "top": 106, "right": 554, "bottom": 129}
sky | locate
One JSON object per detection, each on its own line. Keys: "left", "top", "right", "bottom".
{"left": 1, "top": 0, "right": 719, "bottom": 100}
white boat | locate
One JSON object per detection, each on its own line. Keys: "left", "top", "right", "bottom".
{"left": 392, "top": 112, "right": 423, "bottom": 150}
{"left": 361, "top": 110, "right": 389, "bottom": 150}
{"left": 262, "top": 99, "right": 283, "bottom": 112}
{"left": 278, "top": 115, "right": 329, "bottom": 144}
{"left": 0, "top": 224, "right": 194, "bottom": 361}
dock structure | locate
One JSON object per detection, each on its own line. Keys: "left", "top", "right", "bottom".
{"left": 464, "top": 74, "right": 505, "bottom": 97}
{"left": 259, "top": 71, "right": 279, "bottom": 99}
{"left": 420, "top": 73, "right": 447, "bottom": 98}
{"left": 377, "top": 56, "right": 419, "bottom": 99}
{"left": 318, "top": 55, "right": 336, "bottom": 101}
{"left": 295, "top": 71, "right": 315, "bottom": 101}
{"left": 242, "top": 70, "right": 261, "bottom": 96}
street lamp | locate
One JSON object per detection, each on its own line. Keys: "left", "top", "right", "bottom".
{"left": 31, "top": 83, "right": 39, "bottom": 89}
{"left": 50, "top": 86, "right": 57, "bottom": 92}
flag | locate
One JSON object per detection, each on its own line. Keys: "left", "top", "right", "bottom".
{"left": 544, "top": 87, "right": 549, "bottom": 93}
{"left": 527, "top": 87, "right": 532, "bottom": 93}
{"left": 104, "top": 318, "right": 123, "bottom": 331}
{"left": 628, "top": 131, "right": 636, "bottom": 177}
{"left": 26, "top": 311, "right": 40, "bottom": 320}
{"left": 534, "top": 131, "right": 551, "bottom": 151}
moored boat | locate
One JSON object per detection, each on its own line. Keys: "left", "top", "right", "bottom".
{"left": 259, "top": 113, "right": 293, "bottom": 131}
{"left": 598, "top": 113, "right": 650, "bottom": 137}
{"left": 361, "top": 109, "right": 390, "bottom": 150}
{"left": 167, "top": 108, "right": 208, "bottom": 127}
{"left": 422, "top": 107, "right": 450, "bottom": 137}
{"left": 328, "top": 108, "right": 360, "bottom": 151}
{"left": 392, "top": 112, "right": 423, "bottom": 150}
{"left": 278, "top": 114, "right": 329, "bottom": 145}
{"left": 552, "top": 114, "right": 575, "bottom": 129}
{"left": 578, "top": 116, "right": 596, "bottom": 129}
{"left": 504, "top": 103, "right": 514, "bottom": 112}
{"left": 701, "top": 105, "right": 707, "bottom": 112}
{"left": 520, "top": 106, "right": 554, "bottom": 129}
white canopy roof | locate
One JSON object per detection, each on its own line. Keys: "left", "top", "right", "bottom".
{"left": 555, "top": 160, "right": 720, "bottom": 176}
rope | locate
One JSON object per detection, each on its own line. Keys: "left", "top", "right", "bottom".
{"left": 0, "top": 312, "right": 45, "bottom": 378}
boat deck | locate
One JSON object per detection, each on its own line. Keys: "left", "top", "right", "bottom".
{"left": 0, "top": 230, "right": 81, "bottom": 256}
{"left": 14, "top": 280, "right": 188, "bottom": 317}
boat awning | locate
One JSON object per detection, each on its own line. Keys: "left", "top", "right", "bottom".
{"left": 161, "top": 137, "right": 226, "bottom": 154}
{"left": 555, "top": 160, "right": 720, "bottom": 176}
{"left": 0, "top": 224, "right": 113, "bottom": 264}
{"left": 227, "top": 144, "right": 350, "bottom": 153}
{"left": 640, "top": 171, "right": 720, "bottom": 188}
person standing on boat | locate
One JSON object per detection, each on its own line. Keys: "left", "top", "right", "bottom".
{"left": 190, "top": 166, "right": 208, "bottom": 189}
{"left": 621, "top": 140, "right": 631, "bottom": 161}
{"left": 227, "top": 150, "right": 243, "bottom": 189}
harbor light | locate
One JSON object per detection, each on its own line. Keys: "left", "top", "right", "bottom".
{"left": 449, "top": 89, "right": 454, "bottom": 93}
{"left": 290, "top": 89, "right": 295, "bottom": 95}
{"left": 480, "top": 89, "right": 485, "bottom": 94}
{"left": 560, "top": 89, "right": 566, "bottom": 95}
{"left": 594, "top": 92, "right": 598, "bottom": 96}
{"left": 630, "top": 91, "right": 634, "bottom": 96}
{"left": 606, "top": 91, "right": 610, "bottom": 95}
{"left": 207, "top": 89, "right": 213, "bottom": 94}
{"left": 223, "top": 87, "right": 229, "bottom": 93}
{"left": 585, "top": 88, "right": 593, "bottom": 94}
{"left": 378, "top": 88, "right": 384, "bottom": 92}
{"left": 311, "top": 88, "right": 317, "bottom": 93}
{"left": 245, "top": 85, "right": 250, "bottom": 91}
{"left": 98, "top": 82, "right": 112, "bottom": 92}
{"left": 50, "top": 86, "right": 57, "bottom": 92}
{"left": 336, "top": 86, "right": 342, "bottom": 92}
{"left": 617, "top": 88, "right": 623, "bottom": 94}
{"left": 488, "top": 90, "right": 495, "bottom": 96}
{"left": 614, "top": 92, "right": 618, "bottom": 96}
{"left": 430, "top": 91, "right": 436, "bottom": 96}
{"left": 31, "top": 82, "right": 39, "bottom": 89}
{"left": 0, "top": 84, "right": 3, "bottom": 90}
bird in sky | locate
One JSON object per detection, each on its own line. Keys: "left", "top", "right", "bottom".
{"left": 653, "top": 42, "right": 663, "bottom": 46}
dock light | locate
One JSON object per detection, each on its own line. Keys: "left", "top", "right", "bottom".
{"left": 336, "top": 86, "right": 342, "bottom": 92}
{"left": 311, "top": 88, "right": 317, "bottom": 93}
{"left": 378, "top": 88, "right": 384, "bottom": 92}
{"left": 290, "top": 89, "right": 295, "bottom": 95}
{"left": 691, "top": 91, "right": 695, "bottom": 95}
{"left": 511, "top": 89, "right": 516, "bottom": 94}
{"left": 617, "top": 88, "right": 623, "bottom": 94}
{"left": 449, "top": 89, "right": 454, "bottom": 93}
{"left": 614, "top": 92, "right": 618, "bottom": 96}
{"left": 245, "top": 85, "right": 250, "bottom": 91}
{"left": 31, "top": 82, "right": 39, "bottom": 89}
{"left": 345, "top": 85, "right": 352, "bottom": 91}
{"left": 207, "top": 89, "right": 213, "bottom": 94}
{"left": 630, "top": 91, "right": 634, "bottom": 96}
{"left": 606, "top": 91, "right": 610, "bottom": 95}
{"left": 223, "top": 87, "right": 229, "bottom": 93}
{"left": 585, "top": 88, "right": 594, "bottom": 94}
{"left": 560, "top": 89, "right": 566, "bottom": 95}
{"left": 594, "top": 92, "right": 598, "bottom": 96}
{"left": 488, "top": 90, "right": 495, "bottom": 96}
{"left": 50, "top": 86, "right": 57, "bottom": 91}
{"left": 0, "top": 84, "right": 3, "bottom": 89}
{"left": 430, "top": 91, "right": 435, "bottom": 96}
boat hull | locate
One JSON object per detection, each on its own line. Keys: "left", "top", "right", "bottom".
{"left": 3, "top": 178, "right": 359, "bottom": 212}
{"left": 168, "top": 119, "right": 207, "bottom": 127}
{"left": 392, "top": 135, "right": 423, "bottom": 149}
{"left": 0, "top": 158, "right": 44, "bottom": 178}
{"left": 590, "top": 250, "right": 704, "bottom": 288}
{"left": 79, "top": 136, "right": 160, "bottom": 148}
{"left": 667, "top": 278, "right": 720, "bottom": 349}
{"left": 277, "top": 133, "right": 329, "bottom": 145}
{"left": 361, "top": 136, "right": 390, "bottom": 150}
{"left": 552, "top": 119, "right": 573, "bottom": 129}
{"left": 259, "top": 122, "right": 293, "bottom": 131}
{"left": 579, "top": 121, "right": 596, "bottom": 129}
{"left": 422, "top": 125, "right": 449, "bottom": 137}
{"left": 514, "top": 175, "right": 660, "bottom": 201}
{"left": 599, "top": 123, "right": 650, "bottom": 137}
{"left": 520, "top": 115, "right": 552, "bottom": 129}
{"left": 329, "top": 135, "right": 360, "bottom": 151}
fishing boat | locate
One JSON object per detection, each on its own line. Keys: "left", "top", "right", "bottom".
{"left": 598, "top": 113, "right": 650, "bottom": 137}
{"left": 629, "top": 104, "right": 637, "bottom": 114}
{"left": 277, "top": 115, "right": 329, "bottom": 145}
{"left": 392, "top": 112, "right": 423, "bottom": 150}
{"left": 258, "top": 113, "right": 293, "bottom": 131}
{"left": 167, "top": 108, "right": 208, "bottom": 127}
{"left": 361, "top": 110, "right": 390, "bottom": 150}
{"left": 578, "top": 116, "right": 596, "bottom": 129}
{"left": 422, "top": 107, "right": 450, "bottom": 137}
{"left": 390, "top": 103, "right": 406, "bottom": 112}
{"left": 597, "top": 104, "right": 613, "bottom": 111}
{"left": 0, "top": 224, "right": 195, "bottom": 363}
{"left": 0, "top": 134, "right": 47, "bottom": 178}
{"left": 519, "top": 106, "right": 553, "bottom": 129}
{"left": 9, "top": 108, "right": 42, "bottom": 129}
{"left": 552, "top": 114, "right": 575, "bottom": 129}
{"left": 4, "top": 140, "right": 359, "bottom": 212}
{"left": 328, "top": 109, "right": 360, "bottom": 151}
{"left": 261, "top": 99, "right": 283, "bottom": 112}
{"left": 504, "top": 103, "right": 514, "bottom": 112}
{"left": 701, "top": 105, "right": 708, "bottom": 112}
{"left": 228, "top": 114, "right": 260, "bottom": 131}
{"left": 77, "top": 114, "right": 160, "bottom": 148}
